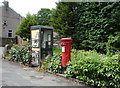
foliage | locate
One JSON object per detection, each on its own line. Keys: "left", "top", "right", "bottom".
{"left": 35, "top": 8, "right": 52, "bottom": 26}
{"left": 16, "top": 9, "right": 52, "bottom": 40}
{"left": 41, "top": 59, "right": 51, "bottom": 70}
{"left": 106, "top": 35, "right": 120, "bottom": 56}
{"left": 9, "top": 44, "right": 31, "bottom": 64}
{"left": 53, "top": 48, "right": 61, "bottom": 55}
{"left": 16, "top": 13, "right": 37, "bottom": 40}
{"left": 48, "top": 54, "right": 62, "bottom": 73}
{"left": 51, "top": 2, "right": 120, "bottom": 54}
{"left": 51, "top": 2, "right": 80, "bottom": 37}
{"left": 40, "top": 48, "right": 62, "bottom": 72}
{"left": 65, "top": 50, "right": 120, "bottom": 88}
{"left": 76, "top": 2, "right": 120, "bottom": 53}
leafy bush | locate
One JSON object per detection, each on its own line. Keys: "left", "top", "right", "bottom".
{"left": 40, "top": 48, "right": 119, "bottom": 87}
{"left": 40, "top": 48, "right": 62, "bottom": 72}
{"left": 41, "top": 58, "right": 51, "bottom": 70}
{"left": 106, "top": 35, "right": 120, "bottom": 56}
{"left": 9, "top": 45, "right": 31, "bottom": 64}
{"left": 48, "top": 54, "right": 62, "bottom": 73}
{"left": 53, "top": 48, "right": 61, "bottom": 55}
{"left": 51, "top": 2, "right": 120, "bottom": 54}
{"left": 65, "top": 50, "right": 120, "bottom": 88}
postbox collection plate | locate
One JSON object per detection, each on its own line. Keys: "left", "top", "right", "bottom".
{"left": 62, "top": 47, "right": 65, "bottom": 52}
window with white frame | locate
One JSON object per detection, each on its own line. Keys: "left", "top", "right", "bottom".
{"left": 8, "top": 30, "right": 13, "bottom": 37}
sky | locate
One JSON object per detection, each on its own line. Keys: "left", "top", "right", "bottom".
{"left": 0, "top": 0, "right": 58, "bottom": 16}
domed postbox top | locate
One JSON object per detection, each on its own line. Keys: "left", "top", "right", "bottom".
{"left": 60, "top": 38, "right": 73, "bottom": 41}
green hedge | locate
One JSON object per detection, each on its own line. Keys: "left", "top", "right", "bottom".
{"left": 9, "top": 44, "right": 119, "bottom": 87}
{"left": 65, "top": 50, "right": 120, "bottom": 88}
{"left": 9, "top": 45, "right": 31, "bottom": 64}
{"left": 41, "top": 48, "right": 62, "bottom": 73}
{"left": 42, "top": 49, "right": 119, "bottom": 87}
{"left": 47, "top": 54, "right": 62, "bottom": 73}
{"left": 106, "top": 35, "right": 120, "bottom": 56}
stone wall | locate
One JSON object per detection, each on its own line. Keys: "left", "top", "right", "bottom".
{"left": 2, "top": 6, "right": 22, "bottom": 38}
{"left": 16, "top": 36, "right": 27, "bottom": 45}
{"left": 0, "top": 1, "right": 22, "bottom": 47}
{"left": 0, "top": 47, "right": 5, "bottom": 59}
{"left": 2, "top": 37, "right": 16, "bottom": 47}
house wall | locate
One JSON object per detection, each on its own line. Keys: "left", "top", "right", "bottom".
{"left": 1, "top": 1, "right": 22, "bottom": 46}
{"left": 0, "top": 6, "right": 2, "bottom": 46}
{"left": 2, "top": 6, "right": 22, "bottom": 38}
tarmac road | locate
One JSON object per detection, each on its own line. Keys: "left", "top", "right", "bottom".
{"left": 0, "top": 59, "right": 91, "bottom": 87}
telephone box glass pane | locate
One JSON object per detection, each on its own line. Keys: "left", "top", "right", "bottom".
{"left": 31, "top": 30, "right": 39, "bottom": 48}
{"left": 48, "top": 34, "right": 51, "bottom": 41}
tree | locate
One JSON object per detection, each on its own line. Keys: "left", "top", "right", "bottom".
{"left": 76, "top": 2, "right": 120, "bottom": 53}
{"left": 16, "top": 13, "right": 37, "bottom": 40}
{"left": 35, "top": 8, "right": 52, "bottom": 26}
{"left": 51, "top": 2, "right": 80, "bottom": 37}
{"left": 16, "top": 9, "right": 52, "bottom": 40}
{"left": 51, "top": 2, "right": 120, "bottom": 53}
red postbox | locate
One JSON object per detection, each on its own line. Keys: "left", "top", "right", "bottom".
{"left": 60, "top": 38, "right": 72, "bottom": 67}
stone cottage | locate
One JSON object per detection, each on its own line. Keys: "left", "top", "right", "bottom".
{"left": 0, "top": 1, "right": 22, "bottom": 47}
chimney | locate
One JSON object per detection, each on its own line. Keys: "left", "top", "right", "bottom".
{"left": 2, "top": 0, "right": 9, "bottom": 7}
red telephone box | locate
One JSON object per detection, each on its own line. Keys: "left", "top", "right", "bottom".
{"left": 60, "top": 38, "right": 72, "bottom": 67}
